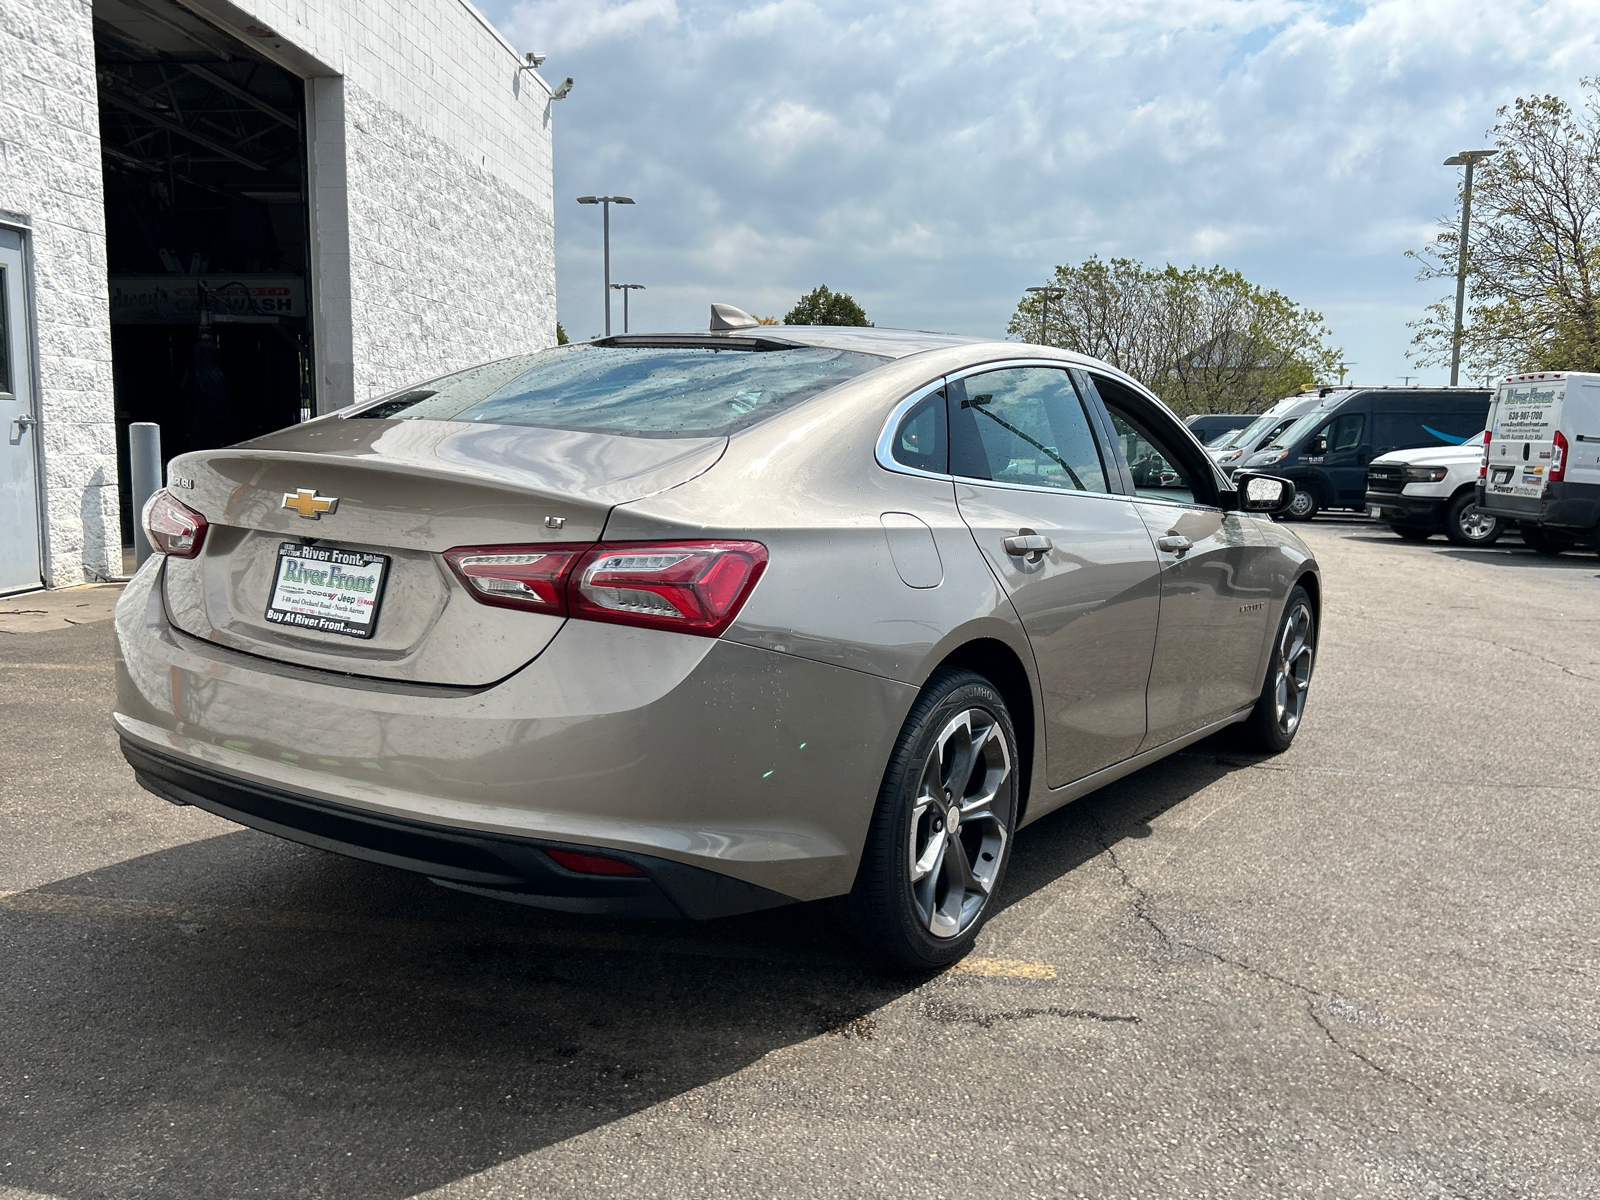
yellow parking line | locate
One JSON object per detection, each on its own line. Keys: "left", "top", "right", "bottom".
{"left": 948, "top": 956, "right": 1057, "bottom": 979}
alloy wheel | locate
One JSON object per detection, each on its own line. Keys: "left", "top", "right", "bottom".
{"left": 908, "top": 708, "right": 1012, "bottom": 939}
{"left": 1457, "top": 505, "right": 1497, "bottom": 542}
{"left": 1273, "top": 602, "right": 1315, "bottom": 736}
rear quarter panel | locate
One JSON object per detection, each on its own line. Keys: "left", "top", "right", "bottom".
{"left": 602, "top": 346, "right": 1052, "bottom": 814}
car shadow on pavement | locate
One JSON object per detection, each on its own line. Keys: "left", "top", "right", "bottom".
{"left": 0, "top": 832, "right": 910, "bottom": 1200}
{"left": 999, "top": 735, "right": 1249, "bottom": 909}
{"left": 1434, "top": 548, "right": 1600, "bottom": 568}
{"left": 0, "top": 741, "right": 1257, "bottom": 1200}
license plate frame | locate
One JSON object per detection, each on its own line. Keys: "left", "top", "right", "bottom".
{"left": 265, "top": 542, "right": 390, "bottom": 640}
{"left": 1491, "top": 467, "right": 1514, "bottom": 485}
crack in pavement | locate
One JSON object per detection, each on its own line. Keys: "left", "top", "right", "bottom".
{"left": 924, "top": 999, "right": 1139, "bottom": 1029}
{"left": 1090, "top": 816, "right": 1434, "bottom": 1102}
{"left": 1458, "top": 635, "right": 1600, "bottom": 682}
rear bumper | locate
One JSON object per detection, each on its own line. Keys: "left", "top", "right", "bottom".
{"left": 123, "top": 739, "right": 790, "bottom": 919}
{"left": 1479, "top": 480, "right": 1600, "bottom": 531}
{"left": 1364, "top": 492, "right": 1446, "bottom": 526}
{"left": 113, "top": 560, "right": 915, "bottom": 906}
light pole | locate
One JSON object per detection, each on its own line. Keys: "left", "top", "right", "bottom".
{"left": 610, "top": 283, "right": 645, "bottom": 333}
{"left": 1443, "top": 149, "right": 1496, "bottom": 386}
{"left": 576, "top": 195, "right": 634, "bottom": 336}
{"left": 1025, "top": 285, "right": 1066, "bottom": 346}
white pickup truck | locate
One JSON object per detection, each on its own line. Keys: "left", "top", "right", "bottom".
{"left": 1363, "top": 436, "right": 1501, "bottom": 546}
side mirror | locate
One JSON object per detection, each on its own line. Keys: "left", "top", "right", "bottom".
{"left": 1307, "top": 435, "right": 1327, "bottom": 456}
{"left": 1232, "top": 471, "right": 1296, "bottom": 516}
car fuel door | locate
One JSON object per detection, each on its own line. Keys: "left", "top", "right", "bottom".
{"left": 1082, "top": 373, "right": 1275, "bottom": 749}
{"left": 947, "top": 366, "right": 1160, "bottom": 787}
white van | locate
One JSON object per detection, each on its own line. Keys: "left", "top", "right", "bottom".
{"left": 1210, "top": 392, "right": 1322, "bottom": 469}
{"left": 1479, "top": 372, "right": 1600, "bottom": 553}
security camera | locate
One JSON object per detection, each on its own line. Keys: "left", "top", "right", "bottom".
{"left": 524, "top": 51, "right": 546, "bottom": 67}
{"left": 551, "top": 77, "right": 574, "bottom": 100}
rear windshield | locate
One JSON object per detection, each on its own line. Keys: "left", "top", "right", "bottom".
{"left": 349, "top": 344, "right": 888, "bottom": 437}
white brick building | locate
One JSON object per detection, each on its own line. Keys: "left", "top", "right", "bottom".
{"left": 0, "top": 0, "right": 558, "bottom": 590}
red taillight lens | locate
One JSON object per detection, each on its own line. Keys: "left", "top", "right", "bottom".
{"left": 569, "top": 541, "right": 768, "bottom": 637}
{"left": 1551, "top": 430, "right": 1568, "bottom": 483}
{"left": 443, "top": 539, "right": 768, "bottom": 636}
{"left": 1479, "top": 429, "right": 1491, "bottom": 479}
{"left": 442, "top": 544, "right": 586, "bottom": 613}
{"left": 141, "top": 489, "right": 208, "bottom": 558}
{"left": 545, "top": 849, "right": 644, "bottom": 876}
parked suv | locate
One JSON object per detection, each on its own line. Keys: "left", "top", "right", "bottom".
{"left": 1238, "top": 386, "right": 1492, "bottom": 520}
{"left": 1479, "top": 372, "right": 1600, "bottom": 554}
{"left": 1364, "top": 436, "right": 1500, "bottom": 545}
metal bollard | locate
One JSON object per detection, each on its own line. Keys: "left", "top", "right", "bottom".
{"left": 129, "top": 422, "right": 163, "bottom": 568}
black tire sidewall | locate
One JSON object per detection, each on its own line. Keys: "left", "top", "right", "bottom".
{"left": 1286, "top": 485, "right": 1320, "bottom": 521}
{"left": 848, "top": 669, "right": 1019, "bottom": 971}
{"left": 1235, "top": 584, "right": 1316, "bottom": 754}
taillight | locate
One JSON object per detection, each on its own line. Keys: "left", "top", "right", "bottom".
{"left": 570, "top": 541, "right": 768, "bottom": 637}
{"left": 442, "top": 544, "right": 585, "bottom": 614}
{"left": 1479, "top": 429, "right": 1491, "bottom": 480}
{"left": 545, "top": 849, "right": 644, "bottom": 876}
{"left": 1551, "top": 430, "right": 1568, "bottom": 483}
{"left": 443, "top": 539, "right": 768, "bottom": 637}
{"left": 141, "top": 489, "right": 208, "bottom": 558}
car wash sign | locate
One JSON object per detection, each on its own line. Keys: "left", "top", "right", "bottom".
{"left": 109, "top": 275, "right": 305, "bottom": 324}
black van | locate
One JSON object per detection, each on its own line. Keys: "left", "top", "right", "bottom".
{"left": 1236, "top": 386, "right": 1491, "bottom": 520}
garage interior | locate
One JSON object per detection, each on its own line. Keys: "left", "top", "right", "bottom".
{"left": 94, "top": 0, "right": 313, "bottom": 545}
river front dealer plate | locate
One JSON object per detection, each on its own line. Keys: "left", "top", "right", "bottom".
{"left": 265, "top": 542, "right": 389, "bottom": 639}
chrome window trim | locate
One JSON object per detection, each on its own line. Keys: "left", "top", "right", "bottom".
{"left": 874, "top": 378, "right": 955, "bottom": 481}
{"left": 874, "top": 357, "right": 1109, "bottom": 489}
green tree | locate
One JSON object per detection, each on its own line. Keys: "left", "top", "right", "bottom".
{"left": 784, "top": 285, "right": 873, "bottom": 327}
{"left": 556, "top": 321, "right": 569, "bottom": 345}
{"left": 1408, "top": 79, "right": 1600, "bottom": 377}
{"left": 1006, "top": 257, "right": 1340, "bottom": 415}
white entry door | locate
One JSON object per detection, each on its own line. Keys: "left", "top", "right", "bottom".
{"left": 1, "top": 228, "right": 43, "bottom": 593}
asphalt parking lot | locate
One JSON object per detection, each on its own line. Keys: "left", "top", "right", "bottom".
{"left": 3, "top": 520, "right": 1598, "bottom": 1200}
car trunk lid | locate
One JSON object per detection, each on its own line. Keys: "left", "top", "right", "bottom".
{"left": 160, "top": 417, "right": 726, "bottom": 686}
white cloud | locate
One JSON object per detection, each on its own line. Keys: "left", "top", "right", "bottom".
{"left": 504, "top": 0, "right": 679, "bottom": 53}
{"left": 474, "top": 0, "right": 1600, "bottom": 381}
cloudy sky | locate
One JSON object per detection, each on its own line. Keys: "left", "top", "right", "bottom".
{"left": 477, "top": 0, "right": 1594, "bottom": 385}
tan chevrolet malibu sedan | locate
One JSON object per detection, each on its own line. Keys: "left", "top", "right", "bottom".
{"left": 114, "top": 311, "right": 1319, "bottom": 969}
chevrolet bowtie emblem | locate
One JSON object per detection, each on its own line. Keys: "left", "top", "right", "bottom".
{"left": 282, "top": 488, "right": 338, "bottom": 519}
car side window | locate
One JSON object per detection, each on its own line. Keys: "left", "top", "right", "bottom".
{"left": 1102, "top": 407, "right": 1197, "bottom": 505}
{"left": 948, "top": 367, "right": 1109, "bottom": 493}
{"left": 1313, "top": 412, "right": 1365, "bottom": 454}
{"left": 891, "top": 387, "right": 948, "bottom": 474}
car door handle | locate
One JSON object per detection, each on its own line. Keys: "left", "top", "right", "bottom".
{"left": 1156, "top": 534, "right": 1192, "bottom": 554}
{"left": 1002, "top": 533, "right": 1053, "bottom": 562}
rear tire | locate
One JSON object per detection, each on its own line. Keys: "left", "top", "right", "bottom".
{"left": 1390, "top": 524, "right": 1433, "bottom": 542}
{"left": 1444, "top": 492, "right": 1502, "bottom": 547}
{"left": 1283, "top": 485, "right": 1320, "bottom": 521}
{"left": 1232, "top": 585, "right": 1316, "bottom": 755}
{"left": 846, "top": 669, "right": 1019, "bottom": 972}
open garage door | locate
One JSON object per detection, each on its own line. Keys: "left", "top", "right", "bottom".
{"left": 94, "top": 0, "right": 313, "bottom": 546}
